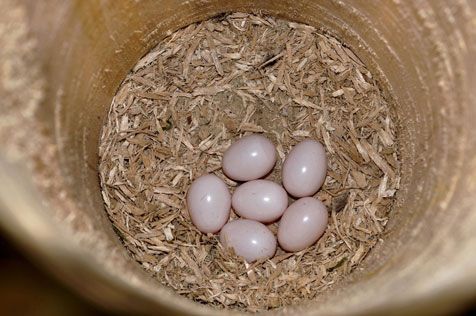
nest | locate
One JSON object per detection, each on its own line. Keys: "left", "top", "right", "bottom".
{"left": 98, "top": 13, "right": 401, "bottom": 312}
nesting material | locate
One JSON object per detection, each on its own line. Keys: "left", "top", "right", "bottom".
{"left": 98, "top": 13, "right": 401, "bottom": 312}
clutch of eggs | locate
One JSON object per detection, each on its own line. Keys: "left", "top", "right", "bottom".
{"left": 186, "top": 134, "right": 329, "bottom": 262}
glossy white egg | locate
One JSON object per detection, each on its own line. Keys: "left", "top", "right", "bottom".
{"left": 282, "top": 139, "right": 327, "bottom": 197}
{"left": 220, "top": 219, "right": 277, "bottom": 262}
{"left": 222, "top": 134, "right": 277, "bottom": 181}
{"left": 232, "top": 180, "right": 288, "bottom": 223}
{"left": 277, "top": 197, "right": 328, "bottom": 252}
{"left": 186, "top": 174, "right": 231, "bottom": 233}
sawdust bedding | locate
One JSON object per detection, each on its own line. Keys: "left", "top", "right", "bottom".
{"left": 98, "top": 12, "right": 400, "bottom": 312}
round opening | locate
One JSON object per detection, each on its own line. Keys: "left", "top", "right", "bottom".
{"left": 98, "top": 12, "right": 401, "bottom": 312}
{"left": 2, "top": 1, "right": 476, "bottom": 315}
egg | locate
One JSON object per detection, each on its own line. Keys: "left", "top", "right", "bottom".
{"left": 186, "top": 174, "right": 231, "bottom": 233}
{"left": 282, "top": 139, "right": 327, "bottom": 197}
{"left": 222, "top": 134, "right": 277, "bottom": 181}
{"left": 277, "top": 197, "right": 328, "bottom": 252}
{"left": 220, "top": 219, "right": 277, "bottom": 262}
{"left": 232, "top": 180, "right": 288, "bottom": 223}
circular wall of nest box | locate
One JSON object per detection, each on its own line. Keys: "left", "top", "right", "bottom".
{"left": 98, "top": 13, "right": 400, "bottom": 312}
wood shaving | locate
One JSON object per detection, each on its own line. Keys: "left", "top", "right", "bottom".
{"left": 98, "top": 13, "right": 401, "bottom": 312}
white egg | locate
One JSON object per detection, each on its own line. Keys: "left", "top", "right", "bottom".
{"left": 220, "top": 219, "right": 277, "bottom": 262}
{"left": 222, "top": 134, "right": 276, "bottom": 181}
{"left": 232, "top": 180, "right": 288, "bottom": 223}
{"left": 186, "top": 174, "right": 231, "bottom": 233}
{"left": 278, "top": 197, "right": 328, "bottom": 252}
{"left": 282, "top": 140, "right": 327, "bottom": 197}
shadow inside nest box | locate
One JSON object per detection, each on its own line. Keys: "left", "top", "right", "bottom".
{"left": 0, "top": 228, "right": 475, "bottom": 316}
{"left": 0, "top": 236, "right": 112, "bottom": 316}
